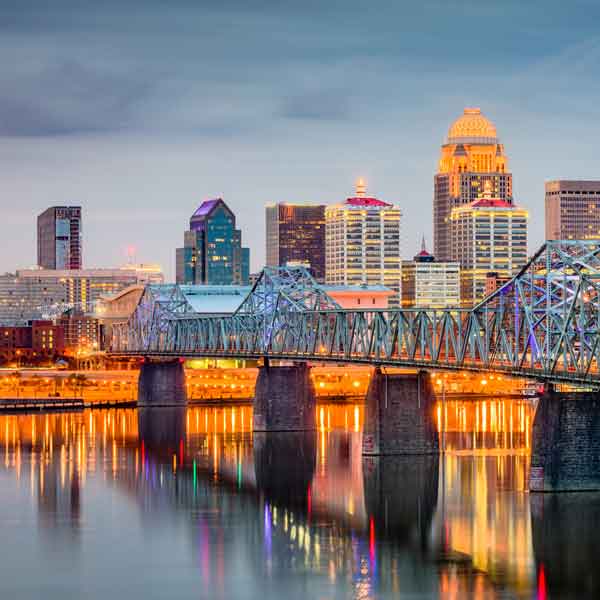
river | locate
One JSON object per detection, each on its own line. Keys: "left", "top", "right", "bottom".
{"left": 0, "top": 399, "right": 598, "bottom": 599}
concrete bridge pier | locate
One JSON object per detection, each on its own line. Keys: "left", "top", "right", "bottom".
{"left": 362, "top": 369, "right": 439, "bottom": 455}
{"left": 137, "top": 359, "right": 187, "bottom": 407}
{"left": 253, "top": 362, "right": 316, "bottom": 432}
{"left": 529, "top": 389, "right": 600, "bottom": 492}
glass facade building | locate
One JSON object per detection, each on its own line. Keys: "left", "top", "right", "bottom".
{"left": 545, "top": 180, "right": 600, "bottom": 241}
{"left": 434, "top": 108, "right": 512, "bottom": 262}
{"left": 265, "top": 204, "right": 326, "bottom": 282}
{"left": 176, "top": 199, "right": 249, "bottom": 285}
{"left": 37, "top": 206, "right": 82, "bottom": 269}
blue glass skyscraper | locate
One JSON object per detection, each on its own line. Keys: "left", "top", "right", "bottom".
{"left": 176, "top": 199, "right": 250, "bottom": 285}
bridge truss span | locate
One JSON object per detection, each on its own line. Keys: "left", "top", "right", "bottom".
{"left": 111, "top": 241, "right": 600, "bottom": 387}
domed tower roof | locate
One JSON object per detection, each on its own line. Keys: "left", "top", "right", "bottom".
{"left": 447, "top": 108, "right": 497, "bottom": 144}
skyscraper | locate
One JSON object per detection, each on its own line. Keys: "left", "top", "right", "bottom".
{"left": 176, "top": 198, "right": 250, "bottom": 285}
{"left": 265, "top": 204, "right": 326, "bottom": 282}
{"left": 37, "top": 206, "right": 82, "bottom": 269}
{"left": 434, "top": 108, "right": 512, "bottom": 261}
{"left": 326, "top": 179, "right": 402, "bottom": 306}
{"left": 545, "top": 180, "right": 600, "bottom": 240}
{"left": 450, "top": 181, "right": 528, "bottom": 305}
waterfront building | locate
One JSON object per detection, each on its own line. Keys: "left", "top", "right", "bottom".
{"left": 176, "top": 198, "right": 250, "bottom": 285}
{"left": 0, "top": 320, "right": 65, "bottom": 364}
{"left": 450, "top": 182, "right": 528, "bottom": 305}
{"left": 265, "top": 204, "right": 326, "bottom": 282}
{"left": 401, "top": 239, "right": 460, "bottom": 309}
{"left": 325, "top": 285, "right": 394, "bottom": 309}
{"left": 545, "top": 180, "right": 600, "bottom": 240}
{"left": 434, "top": 108, "right": 512, "bottom": 261}
{"left": 57, "top": 310, "right": 101, "bottom": 354}
{"left": 0, "top": 267, "right": 164, "bottom": 324}
{"left": 37, "top": 206, "right": 82, "bottom": 269}
{"left": 325, "top": 180, "right": 402, "bottom": 307}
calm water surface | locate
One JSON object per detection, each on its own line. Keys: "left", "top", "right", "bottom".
{"left": 0, "top": 400, "right": 598, "bottom": 599}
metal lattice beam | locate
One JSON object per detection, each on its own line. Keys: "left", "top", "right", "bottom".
{"left": 110, "top": 241, "right": 600, "bottom": 386}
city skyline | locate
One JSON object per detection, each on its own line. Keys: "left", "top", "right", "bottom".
{"left": 2, "top": 1, "right": 600, "bottom": 280}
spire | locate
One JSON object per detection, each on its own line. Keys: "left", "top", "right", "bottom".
{"left": 355, "top": 178, "right": 367, "bottom": 197}
{"left": 414, "top": 235, "right": 435, "bottom": 263}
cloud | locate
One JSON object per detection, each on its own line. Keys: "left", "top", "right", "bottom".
{"left": 0, "top": 59, "right": 153, "bottom": 136}
{"left": 281, "top": 88, "right": 352, "bottom": 121}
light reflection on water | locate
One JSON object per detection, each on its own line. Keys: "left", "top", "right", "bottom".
{"left": 0, "top": 399, "right": 598, "bottom": 599}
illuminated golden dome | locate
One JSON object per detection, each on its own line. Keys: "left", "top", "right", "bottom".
{"left": 447, "top": 108, "right": 497, "bottom": 143}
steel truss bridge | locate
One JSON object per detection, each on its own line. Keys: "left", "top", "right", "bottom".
{"left": 110, "top": 241, "right": 600, "bottom": 387}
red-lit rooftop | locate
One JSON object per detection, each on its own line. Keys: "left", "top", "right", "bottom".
{"left": 470, "top": 197, "right": 512, "bottom": 208}
{"left": 345, "top": 197, "right": 392, "bottom": 207}
{"left": 342, "top": 178, "right": 392, "bottom": 207}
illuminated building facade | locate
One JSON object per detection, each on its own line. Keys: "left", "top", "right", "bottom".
{"left": 401, "top": 239, "right": 460, "bottom": 308}
{"left": 450, "top": 182, "right": 528, "bottom": 305}
{"left": 325, "top": 180, "right": 402, "bottom": 307}
{"left": 265, "top": 204, "right": 326, "bottom": 282}
{"left": 324, "top": 285, "right": 394, "bottom": 309}
{"left": 37, "top": 206, "right": 82, "bottom": 269}
{"left": 57, "top": 311, "right": 101, "bottom": 353}
{"left": 0, "top": 320, "right": 65, "bottom": 364}
{"left": 434, "top": 108, "right": 512, "bottom": 261}
{"left": 545, "top": 180, "right": 600, "bottom": 240}
{"left": 176, "top": 198, "right": 250, "bottom": 285}
{"left": 0, "top": 267, "right": 163, "bottom": 324}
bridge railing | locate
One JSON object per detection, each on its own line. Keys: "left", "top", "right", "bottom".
{"left": 111, "top": 306, "right": 600, "bottom": 386}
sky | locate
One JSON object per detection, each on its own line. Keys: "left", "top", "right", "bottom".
{"left": 1, "top": 0, "right": 600, "bottom": 280}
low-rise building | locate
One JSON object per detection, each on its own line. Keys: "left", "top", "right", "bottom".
{"left": 57, "top": 311, "right": 101, "bottom": 354}
{"left": 401, "top": 239, "right": 460, "bottom": 309}
{"left": 325, "top": 285, "right": 394, "bottom": 309}
{"left": 0, "top": 320, "right": 65, "bottom": 364}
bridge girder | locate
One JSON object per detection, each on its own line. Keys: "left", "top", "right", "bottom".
{"left": 111, "top": 242, "right": 600, "bottom": 387}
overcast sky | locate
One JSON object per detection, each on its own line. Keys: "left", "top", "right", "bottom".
{"left": 1, "top": 0, "right": 599, "bottom": 280}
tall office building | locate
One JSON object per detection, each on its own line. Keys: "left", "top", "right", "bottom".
{"left": 434, "top": 108, "right": 512, "bottom": 261}
{"left": 401, "top": 238, "right": 460, "bottom": 309}
{"left": 176, "top": 198, "right": 250, "bottom": 285}
{"left": 545, "top": 180, "right": 600, "bottom": 240}
{"left": 37, "top": 206, "right": 82, "bottom": 269}
{"left": 265, "top": 204, "right": 326, "bottom": 282}
{"left": 326, "top": 179, "right": 402, "bottom": 306}
{"left": 450, "top": 181, "right": 528, "bottom": 305}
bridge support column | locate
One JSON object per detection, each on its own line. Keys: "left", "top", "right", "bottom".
{"left": 137, "top": 359, "right": 187, "bottom": 407}
{"left": 253, "top": 363, "right": 316, "bottom": 432}
{"left": 530, "top": 390, "right": 600, "bottom": 492}
{"left": 363, "top": 369, "right": 439, "bottom": 455}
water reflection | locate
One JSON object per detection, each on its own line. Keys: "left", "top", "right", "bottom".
{"left": 253, "top": 432, "right": 316, "bottom": 509}
{"left": 531, "top": 493, "right": 600, "bottom": 598}
{"left": 138, "top": 406, "right": 186, "bottom": 455}
{"left": 363, "top": 455, "right": 438, "bottom": 549}
{"left": 0, "top": 399, "right": 595, "bottom": 599}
